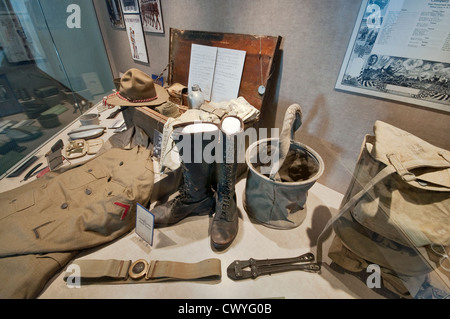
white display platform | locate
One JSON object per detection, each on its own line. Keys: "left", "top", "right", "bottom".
{"left": 0, "top": 103, "right": 386, "bottom": 299}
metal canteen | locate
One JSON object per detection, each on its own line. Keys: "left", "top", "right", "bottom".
{"left": 187, "top": 84, "right": 204, "bottom": 109}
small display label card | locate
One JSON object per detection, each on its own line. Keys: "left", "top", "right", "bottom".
{"left": 135, "top": 203, "right": 155, "bottom": 246}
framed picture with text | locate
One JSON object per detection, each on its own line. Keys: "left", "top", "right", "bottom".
{"left": 336, "top": 0, "right": 450, "bottom": 113}
{"left": 124, "top": 14, "right": 149, "bottom": 63}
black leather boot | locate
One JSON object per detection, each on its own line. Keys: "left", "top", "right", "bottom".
{"left": 153, "top": 122, "right": 220, "bottom": 226}
{"left": 211, "top": 116, "right": 244, "bottom": 250}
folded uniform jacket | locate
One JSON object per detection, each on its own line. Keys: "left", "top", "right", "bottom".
{"left": 0, "top": 144, "right": 154, "bottom": 298}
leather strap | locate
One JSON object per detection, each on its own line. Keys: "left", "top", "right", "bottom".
{"left": 64, "top": 258, "right": 221, "bottom": 284}
{"left": 269, "top": 104, "right": 303, "bottom": 181}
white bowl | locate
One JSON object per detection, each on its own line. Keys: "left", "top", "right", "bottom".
{"left": 79, "top": 113, "right": 99, "bottom": 126}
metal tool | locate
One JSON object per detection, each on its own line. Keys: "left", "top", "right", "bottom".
{"left": 7, "top": 156, "right": 38, "bottom": 178}
{"left": 21, "top": 163, "right": 43, "bottom": 182}
{"left": 227, "top": 252, "right": 320, "bottom": 280}
{"left": 106, "top": 107, "right": 123, "bottom": 119}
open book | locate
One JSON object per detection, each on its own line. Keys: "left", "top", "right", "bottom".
{"left": 187, "top": 44, "right": 246, "bottom": 103}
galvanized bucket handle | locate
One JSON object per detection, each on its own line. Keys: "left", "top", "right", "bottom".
{"left": 269, "top": 104, "right": 303, "bottom": 181}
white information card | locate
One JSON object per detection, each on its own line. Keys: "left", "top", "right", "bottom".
{"left": 135, "top": 203, "right": 154, "bottom": 246}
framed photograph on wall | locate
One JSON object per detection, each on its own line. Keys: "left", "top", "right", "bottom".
{"left": 336, "top": 0, "right": 450, "bottom": 113}
{"left": 106, "top": 0, "right": 125, "bottom": 28}
{"left": 120, "top": 0, "right": 139, "bottom": 14}
{"left": 124, "top": 14, "right": 149, "bottom": 63}
{"left": 139, "top": 0, "right": 164, "bottom": 34}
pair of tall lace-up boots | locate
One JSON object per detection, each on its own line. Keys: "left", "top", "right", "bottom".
{"left": 152, "top": 116, "right": 244, "bottom": 250}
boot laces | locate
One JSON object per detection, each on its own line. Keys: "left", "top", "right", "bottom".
{"left": 177, "top": 161, "right": 192, "bottom": 200}
{"left": 218, "top": 164, "right": 234, "bottom": 220}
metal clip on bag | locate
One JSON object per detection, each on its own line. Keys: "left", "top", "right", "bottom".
{"left": 243, "top": 104, "right": 325, "bottom": 229}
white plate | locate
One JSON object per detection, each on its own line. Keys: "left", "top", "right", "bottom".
{"left": 68, "top": 125, "right": 105, "bottom": 140}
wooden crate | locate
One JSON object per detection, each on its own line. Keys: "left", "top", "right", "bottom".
{"left": 123, "top": 28, "right": 282, "bottom": 134}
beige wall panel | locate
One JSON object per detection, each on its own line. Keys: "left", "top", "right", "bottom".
{"left": 94, "top": 0, "right": 450, "bottom": 194}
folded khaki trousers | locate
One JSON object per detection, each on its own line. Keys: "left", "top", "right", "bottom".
{"left": 0, "top": 145, "right": 154, "bottom": 298}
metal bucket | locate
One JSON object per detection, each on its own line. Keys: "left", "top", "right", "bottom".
{"left": 243, "top": 104, "right": 324, "bottom": 229}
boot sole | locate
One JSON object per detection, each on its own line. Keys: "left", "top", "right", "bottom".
{"left": 211, "top": 231, "right": 237, "bottom": 251}
{"left": 155, "top": 210, "right": 212, "bottom": 227}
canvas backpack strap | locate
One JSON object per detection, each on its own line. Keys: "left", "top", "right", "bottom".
{"left": 385, "top": 153, "right": 417, "bottom": 182}
{"left": 316, "top": 164, "right": 396, "bottom": 264}
{"left": 269, "top": 103, "right": 303, "bottom": 181}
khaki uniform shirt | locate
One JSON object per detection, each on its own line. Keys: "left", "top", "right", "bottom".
{"left": 0, "top": 145, "right": 154, "bottom": 298}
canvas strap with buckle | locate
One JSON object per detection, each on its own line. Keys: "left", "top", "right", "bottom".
{"left": 63, "top": 258, "right": 221, "bottom": 284}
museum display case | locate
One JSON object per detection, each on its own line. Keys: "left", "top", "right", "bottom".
{"left": 0, "top": 0, "right": 448, "bottom": 303}
{"left": 0, "top": 0, "right": 114, "bottom": 178}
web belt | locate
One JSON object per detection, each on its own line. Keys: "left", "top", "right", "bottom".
{"left": 63, "top": 258, "right": 221, "bottom": 284}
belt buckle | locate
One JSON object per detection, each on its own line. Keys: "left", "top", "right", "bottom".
{"left": 128, "top": 259, "right": 149, "bottom": 280}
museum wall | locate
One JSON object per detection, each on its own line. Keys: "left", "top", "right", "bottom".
{"left": 93, "top": 0, "right": 450, "bottom": 194}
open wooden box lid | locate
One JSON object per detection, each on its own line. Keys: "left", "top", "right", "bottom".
{"left": 168, "top": 28, "right": 282, "bottom": 111}
{"left": 124, "top": 29, "right": 282, "bottom": 133}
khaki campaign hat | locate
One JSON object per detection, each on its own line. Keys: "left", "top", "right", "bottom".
{"left": 103, "top": 68, "right": 169, "bottom": 107}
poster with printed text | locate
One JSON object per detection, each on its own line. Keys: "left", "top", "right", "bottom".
{"left": 336, "top": 0, "right": 450, "bottom": 113}
{"left": 139, "top": 0, "right": 164, "bottom": 33}
{"left": 124, "top": 14, "right": 149, "bottom": 63}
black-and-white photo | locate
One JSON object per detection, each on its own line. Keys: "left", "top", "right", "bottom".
{"left": 139, "top": 0, "right": 164, "bottom": 34}
{"left": 120, "top": 0, "right": 140, "bottom": 14}
{"left": 106, "top": 0, "right": 125, "bottom": 28}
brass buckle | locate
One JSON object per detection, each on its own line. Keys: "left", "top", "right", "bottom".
{"left": 128, "top": 259, "right": 149, "bottom": 280}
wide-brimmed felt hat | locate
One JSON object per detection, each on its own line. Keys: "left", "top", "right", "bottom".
{"left": 103, "top": 68, "right": 169, "bottom": 107}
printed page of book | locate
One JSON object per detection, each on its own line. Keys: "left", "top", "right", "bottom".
{"left": 211, "top": 47, "right": 247, "bottom": 103}
{"left": 187, "top": 44, "right": 218, "bottom": 101}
